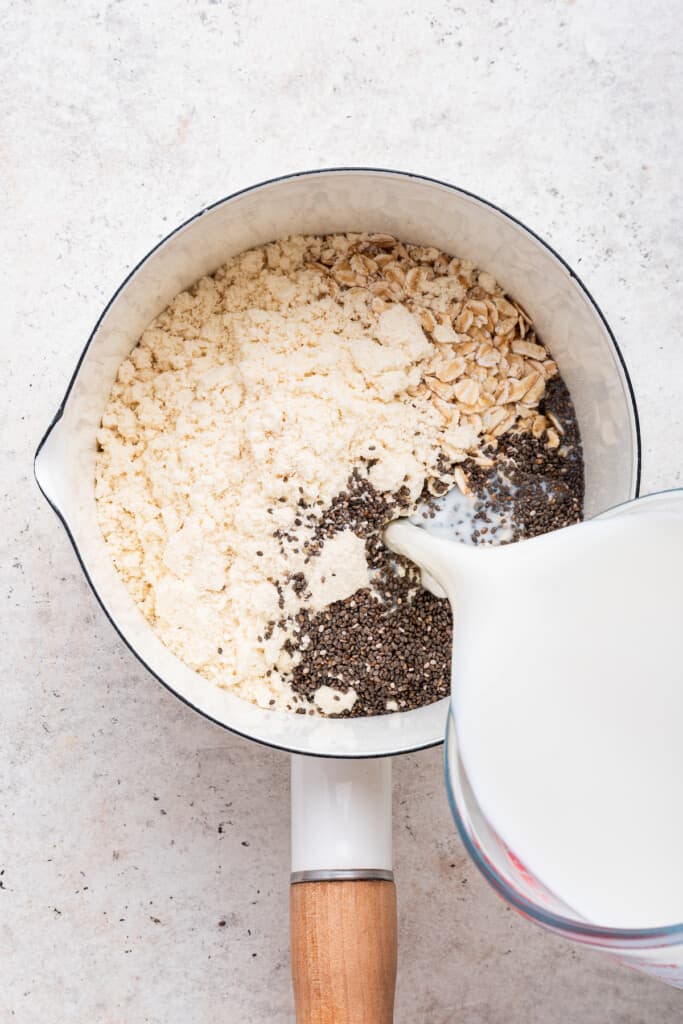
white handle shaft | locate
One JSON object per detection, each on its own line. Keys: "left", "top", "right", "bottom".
{"left": 291, "top": 755, "right": 392, "bottom": 879}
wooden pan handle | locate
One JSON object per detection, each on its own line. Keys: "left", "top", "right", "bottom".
{"left": 290, "top": 878, "right": 397, "bottom": 1024}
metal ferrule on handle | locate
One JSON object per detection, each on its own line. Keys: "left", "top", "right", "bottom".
{"left": 291, "top": 868, "right": 394, "bottom": 883}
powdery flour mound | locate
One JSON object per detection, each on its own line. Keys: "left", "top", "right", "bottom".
{"left": 95, "top": 233, "right": 578, "bottom": 716}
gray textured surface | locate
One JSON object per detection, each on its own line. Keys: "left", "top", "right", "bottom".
{"left": 2, "top": 1, "right": 682, "bottom": 1021}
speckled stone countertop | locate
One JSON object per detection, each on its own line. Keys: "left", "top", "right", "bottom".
{"left": 2, "top": 2, "right": 682, "bottom": 1021}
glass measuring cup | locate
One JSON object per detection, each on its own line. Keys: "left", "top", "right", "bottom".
{"left": 444, "top": 492, "right": 683, "bottom": 989}
{"left": 445, "top": 712, "right": 683, "bottom": 986}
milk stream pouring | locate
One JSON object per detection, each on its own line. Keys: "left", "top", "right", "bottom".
{"left": 386, "top": 490, "right": 683, "bottom": 986}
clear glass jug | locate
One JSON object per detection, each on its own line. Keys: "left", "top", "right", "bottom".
{"left": 445, "top": 710, "right": 683, "bottom": 987}
{"left": 445, "top": 491, "right": 683, "bottom": 989}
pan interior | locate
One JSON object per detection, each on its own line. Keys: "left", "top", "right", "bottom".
{"left": 35, "top": 169, "right": 639, "bottom": 757}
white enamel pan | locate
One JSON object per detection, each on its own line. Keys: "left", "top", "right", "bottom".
{"left": 35, "top": 169, "right": 641, "bottom": 1022}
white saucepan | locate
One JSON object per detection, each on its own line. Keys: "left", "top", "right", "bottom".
{"left": 35, "top": 168, "right": 640, "bottom": 1022}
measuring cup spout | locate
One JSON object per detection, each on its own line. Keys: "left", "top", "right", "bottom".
{"left": 384, "top": 519, "right": 478, "bottom": 600}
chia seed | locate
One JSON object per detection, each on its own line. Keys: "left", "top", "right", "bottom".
{"left": 278, "top": 376, "right": 584, "bottom": 718}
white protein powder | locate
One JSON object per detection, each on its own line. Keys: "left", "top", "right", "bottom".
{"left": 95, "top": 233, "right": 553, "bottom": 714}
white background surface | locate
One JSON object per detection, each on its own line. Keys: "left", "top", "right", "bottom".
{"left": 2, "top": 1, "right": 682, "bottom": 1021}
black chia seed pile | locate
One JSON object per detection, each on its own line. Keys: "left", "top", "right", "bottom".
{"left": 452, "top": 377, "right": 584, "bottom": 544}
{"left": 279, "top": 375, "right": 584, "bottom": 717}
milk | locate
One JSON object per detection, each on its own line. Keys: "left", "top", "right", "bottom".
{"left": 388, "top": 492, "right": 683, "bottom": 929}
